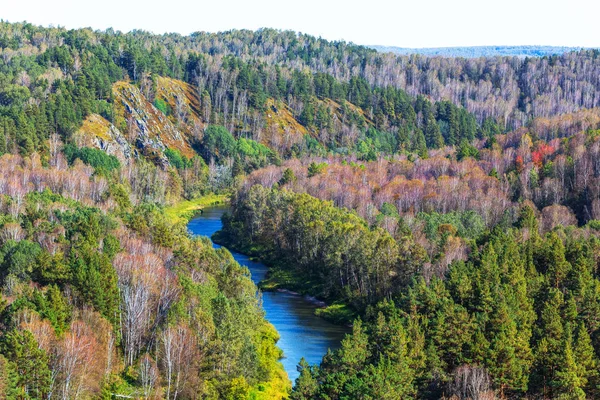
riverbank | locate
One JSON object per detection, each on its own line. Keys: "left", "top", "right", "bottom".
{"left": 260, "top": 270, "right": 355, "bottom": 325}
{"left": 164, "top": 194, "right": 228, "bottom": 223}
{"left": 188, "top": 206, "right": 350, "bottom": 384}
{"left": 212, "top": 232, "right": 356, "bottom": 326}
{"left": 248, "top": 322, "right": 291, "bottom": 399}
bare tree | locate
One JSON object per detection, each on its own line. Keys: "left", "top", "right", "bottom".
{"left": 159, "top": 323, "right": 198, "bottom": 400}
{"left": 174, "top": 95, "right": 188, "bottom": 126}
{"left": 138, "top": 353, "right": 159, "bottom": 399}
{"left": 0, "top": 222, "right": 24, "bottom": 243}
{"left": 55, "top": 321, "right": 97, "bottom": 400}
{"left": 448, "top": 365, "right": 495, "bottom": 400}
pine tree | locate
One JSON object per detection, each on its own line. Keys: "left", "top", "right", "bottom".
{"left": 396, "top": 125, "right": 410, "bottom": 150}
{"left": 411, "top": 128, "right": 428, "bottom": 158}
{"left": 565, "top": 239, "right": 594, "bottom": 301}
{"left": 292, "top": 358, "right": 318, "bottom": 400}
{"left": 543, "top": 233, "right": 572, "bottom": 289}
{"left": 278, "top": 168, "right": 297, "bottom": 186}
{"left": 486, "top": 299, "right": 530, "bottom": 394}
{"left": 475, "top": 243, "right": 499, "bottom": 315}
{"left": 573, "top": 322, "right": 597, "bottom": 394}
{"left": 362, "top": 356, "right": 415, "bottom": 399}
{"left": 72, "top": 251, "right": 120, "bottom": 326}
{"left": 0, "top": 355, "right": 18, "bottom": 400}
{"left": 532, "top": 288, "right": 565, "bottom": 397}
{"left": 517, "top": 205, "right": 539, "bottom": 235}
{"left": 406, "top": 316, "right": 427, "bottom": 381}
{"left": 0, "top": 330, "right": 51, "bottom": 400}
{"left": 424, "top": 116, "right": 444, "bottom": 149}
{"left": 339, "top": 319, "right": 370, "bottom": 373}
{"left": 553, "top": 327, "right": 585, "bottom": 400}
{"left": 469, "top": 327, "right": 490, "bottom": 365}
{"left": 299, "top": 98, "right": 315, "bottom": 128}
{"left": 0, "top": 124, "right": 6, "bottom": 155}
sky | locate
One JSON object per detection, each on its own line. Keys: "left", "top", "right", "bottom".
{"left": 3, "top": 0, "right": 600, "bottom": 48}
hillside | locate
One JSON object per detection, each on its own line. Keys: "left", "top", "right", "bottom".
{"left": 2, "top": 19, "right": 600, "bottom": 400}
{"left": 2, "top": 21, "right": 600, "bottom": 144}
{"left": 225, "top": 107, "right": 600, "bottom": 400}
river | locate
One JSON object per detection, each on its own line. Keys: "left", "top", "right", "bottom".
{"left": 187, "top": 205, "right": 350, "bottom": 383}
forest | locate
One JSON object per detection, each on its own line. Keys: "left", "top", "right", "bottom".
{"left": 223, "top": 128, "right": 600, "bottom": 398}
{"left": 1, "top": 19, "right": 600, "bottom": 399}
{"left": 0, "top": 149, "right": 291, "bottom": 399}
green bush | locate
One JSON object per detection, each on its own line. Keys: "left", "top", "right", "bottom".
{"left": 153, "top": 98, "right": 170, "bottom": 115}
{"left": 64, "top": 144, "right": 121, "bottom": 172}
{"left": 165, "top": 148, "right": 190, "bottom": 169}
{"left": 202, "top": 125, "right": 237, "bottom": 162}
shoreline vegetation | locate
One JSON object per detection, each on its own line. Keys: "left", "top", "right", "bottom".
{"left": 170, "top": 196, "right": 292, "bottom": 397}
{"left": 170, "top": 195, "right": 352, "bottom": 332}
{"left": 164, "top": 193, "right": 229, "bottom": 223}
{"left": 213, "top": 229, "right": 357, "bottom": 326}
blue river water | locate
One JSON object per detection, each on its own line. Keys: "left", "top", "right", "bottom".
{"left": 187, "top": 205, "right": 350, "bottom": 383}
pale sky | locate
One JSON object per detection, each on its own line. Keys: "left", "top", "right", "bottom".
{"left": 3, "top": 0, "right": 600, "bottom": 48}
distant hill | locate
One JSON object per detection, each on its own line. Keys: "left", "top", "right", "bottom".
{"left": 369, "top": 45, "right": 588, "bottom": 58}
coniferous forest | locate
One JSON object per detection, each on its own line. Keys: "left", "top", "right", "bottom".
{"left": 1, "top": 20, "right": 600, "bottom": 399}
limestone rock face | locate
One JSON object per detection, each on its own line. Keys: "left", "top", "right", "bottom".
{"left": 75, "top": 76, "right": 335, "bottom": 168}
{"left": 75, "top": 114, "right": 134, "bottom": 163}
{"left": 76, "top": 79, "right": 204, "bottom": 169}
{"left": 154, "top": 76, "right": 204, "bottom": 135}
{"left": 114, "top": 81, "right": 188, "bottom": 167}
